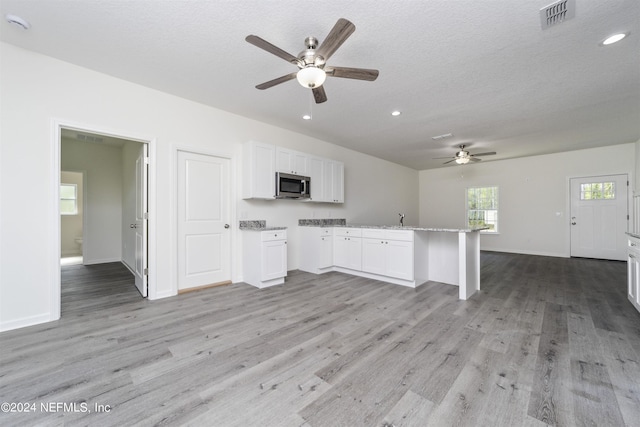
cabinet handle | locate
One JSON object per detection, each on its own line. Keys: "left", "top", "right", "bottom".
{"left": 630, "top": 254, "right": 635, "bottom": 259}
{"left": 632, "top": 243, "right": 637, "bottom": 247}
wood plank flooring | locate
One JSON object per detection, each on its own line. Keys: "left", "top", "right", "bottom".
{"left": 1, "top": 253, "right": 639, "bottom": 426}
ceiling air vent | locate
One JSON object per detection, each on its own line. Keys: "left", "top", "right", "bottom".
{"left": 540, "top": 0, "right": 575, "bottom": 30}
{"left": 76, "top": 133, "right": 104, "bottom": 143}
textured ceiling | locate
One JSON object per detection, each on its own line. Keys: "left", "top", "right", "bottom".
{"left": 1, "top": 0, "right": 638, "bottom": 170}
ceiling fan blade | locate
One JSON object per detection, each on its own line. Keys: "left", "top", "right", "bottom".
{"left": 433, "top": 156, "right": 455, "bottom": 160}
{"left": 316, "top": 18, "right": 356, "bottom": 61}
{"left": 471, "top": 152, "right": 497, "bottom": 157}
{"left": 312, "top": 86, "right": 328, "bottom": 104}
{"left": 443, "top": 159, "right": 456, "bottom": 164}
{"left": 245, "top": 35, "right": 300, "bottom": 65}
{"left": 325, "top": 66, "right": 379, "bottom": 81}
{"left": 255, "top": 72, "right": 297, "bottom": 90}
{"left": 469, "top": 157, "right": 482, "bottom": 162}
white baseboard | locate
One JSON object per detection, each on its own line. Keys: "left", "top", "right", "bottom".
{"left": 481, "top": 248, "right": 569, "bottom": 258}
{"left": 0, "top": 312, "right": 56, "bottom": 333}
{"left": 82, "top": 257, "right": 121, "bottom": 265}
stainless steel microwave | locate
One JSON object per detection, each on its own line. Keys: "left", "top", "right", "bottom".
{"left": 276, "top": 172, "right": 311, "bottom": 199}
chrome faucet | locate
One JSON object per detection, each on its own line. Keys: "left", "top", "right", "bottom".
{"left": 399, "top": 213, "right": 405, "bottom": 227}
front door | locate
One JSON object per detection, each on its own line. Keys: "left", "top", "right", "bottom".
{"left": 570, "top": 174, "right": 628, "bottom": 261}
{"left": 177, "top": 150, "right": 231, "bottom": 291}
{"left": 134, "top": 144, "right": 148, "bottom": 297}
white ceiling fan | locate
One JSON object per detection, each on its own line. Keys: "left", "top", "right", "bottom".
{"left": 435, "top": 144, "right": 497, "bottom": 165}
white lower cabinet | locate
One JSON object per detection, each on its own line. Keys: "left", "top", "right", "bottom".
{"left": 299, "top": 227, "right": 333, "bottom": 274}
{"left": 334, "top": 228, "right": 362, "bottom": 270}
{"left": 301, "top": 227, "right": 414, "bottom": 283}
{"left": 362, "top": 229, "right": 414, "bottom": 281}
{"left": 627, "top": 235, "right": 640, "bottom": 313}
{"left": 243, "top": 229, "right": 287, "bottom": 288}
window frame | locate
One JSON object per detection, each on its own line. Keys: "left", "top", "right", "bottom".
{"left": 60, "top": 183, "right": 78, "bottom": 216}
{"left": 466, "top": 185, "right": 499, "bottom": 233}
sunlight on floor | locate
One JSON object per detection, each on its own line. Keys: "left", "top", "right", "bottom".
{"left": 61, "top": 256, "right": 83, "bottom": 266}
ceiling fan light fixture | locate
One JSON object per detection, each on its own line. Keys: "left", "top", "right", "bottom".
{"left": 296, "top": 66, "right": 326, "bottom": 88}
{"left": 455, "top": 157, "right": 470, "bottom": 165}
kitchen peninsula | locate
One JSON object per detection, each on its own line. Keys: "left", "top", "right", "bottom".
{"left": 299, "top": 220, "right": 486, "bottom": 300}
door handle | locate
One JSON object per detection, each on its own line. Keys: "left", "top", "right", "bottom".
{"left": 224, "top": 224, "right": 230, "bottom": 229}
{"left": 130, "top": 224, "right": 137, "bottom": 229}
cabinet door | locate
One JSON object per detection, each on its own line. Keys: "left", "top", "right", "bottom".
{"left": 386, "top": 240, "right": 414, "bottom": 280}
{"left": 331, "top": 161, "right": 344, "bottom": 203}
{"left": 319, "top": 236, "right": 333, "bottom": 268}
{"left": 346, "top": 237, "right": 362, "bottom": 270}
{"left": 308, "top": 157, "right": 326, "bottom": 202}
{"left": 293, "top": 152, "right": 308, "bottom": 175}
{"left": 262, "top": 240, "right": 287, "bottom": 280}
{"left": 362, "top": 238, "right": 385, "bottom": 275}
{"left": 334, "top": 236, "right": 350, "bottom": 268}
{"left": 276, "top": 148, "right": 292, "bottom": 173}
{"left": 243, "top": 141, "right": 275, "bottom": 199}
{"left": 276, "top": 147, "right": 308, "bottom": 175}
{"left": 629, "top": 251, "right": 640, "bottom": 310}
{"left": 323, "top": 160, "right": 344, "bottom": 203}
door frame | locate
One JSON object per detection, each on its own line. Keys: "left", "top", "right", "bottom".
{"left": 171, "top": 145, "right": 236, "bottom": 296}
{"left": 50, "top": 119, "right": 157, "bottom": 320}
{"left": 568, "top": 172, "right": 630, "bottom": 260}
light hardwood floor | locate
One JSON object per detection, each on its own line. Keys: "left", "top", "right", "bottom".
{"left": 1, "top": 252, "right": 639, "bottom": 426}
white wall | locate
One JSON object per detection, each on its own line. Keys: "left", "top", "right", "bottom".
{"left": 419, "top": 143, "right": 635, "bottom": 257}
{"left": 0, "top": 42, "right": 419, "bottom": 331}
{"left": 62, "top": 138, "right": 123, "bottom": 264}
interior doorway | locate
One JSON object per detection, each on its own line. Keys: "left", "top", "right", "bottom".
{"left": 570, "top": 174, "right": 628, "bottom": 261}
{"left": 58, "top": 126, "right": 151, "bottom": 311}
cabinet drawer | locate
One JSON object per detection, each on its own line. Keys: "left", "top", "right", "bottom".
{"left": 319, "top": 228, "right": 333, "bottom": 236}
{"left": 384, "top": 230, "right": 414, "bottom": 242}
{"left": 261, "top": 230, "right": 287, "bottom": 241}
{"left": 334, "top": 228, "right": 362, "bottom": 237}
{"left": 362, "top": 229, "right": 385, "bottom": 239}
{"left": 362, "top": 228, "right": 414, "bottom": 242}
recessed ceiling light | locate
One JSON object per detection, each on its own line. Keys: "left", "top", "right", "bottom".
{"left": 5, "top": 14, "right": 30, "bottom": 30}
{"left": 601, "top": 32, "right": 628, "bottom": 46}
{"left": 391, "top": 111, "right": 401, "bottom": 116}
{"left": 302, "top": 114, "right": 311, "bottom": 120}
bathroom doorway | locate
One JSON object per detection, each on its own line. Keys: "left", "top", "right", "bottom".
{"left": 59, "top": 127, "right": 149, "bottom": 303}
{"left": 60, "top": 170, "right": 85, "bottom": 266}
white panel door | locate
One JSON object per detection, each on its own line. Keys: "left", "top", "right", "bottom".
{"left": 134, "top": 144, "right": 148, "bottom": 297}
{"left": 177, "top": 150, "right": 231, "bottom": 290}
{"left": 570, "top": 174, "right": 628, "bottom": 261}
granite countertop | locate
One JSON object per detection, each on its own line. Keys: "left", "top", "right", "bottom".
{"left": 626, "top": 231, "right": 640, "bottom": 239}
{"left": 239, "top": 220, "right": 287, "bottom": 231}
{"left": 298, "top": 219, "right": 487, "bottom": 233}
{"left": 334, "top": 224, "right": 489, "bottom": 233}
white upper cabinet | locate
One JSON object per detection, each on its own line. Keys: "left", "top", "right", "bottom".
{"left": 276, "top": 147, "right": 308, "bottom": 175}
{"left": 308, "top": 156, "right": 325, "bottom": 202}
{"left": 243, "top": 141, "right": 275, "bottom": 199}
{"left": 323, "top": 160, "right": 344, "bottom": 203}
{"left": 244, "top": 141, "right": 343, "bottom": 203}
